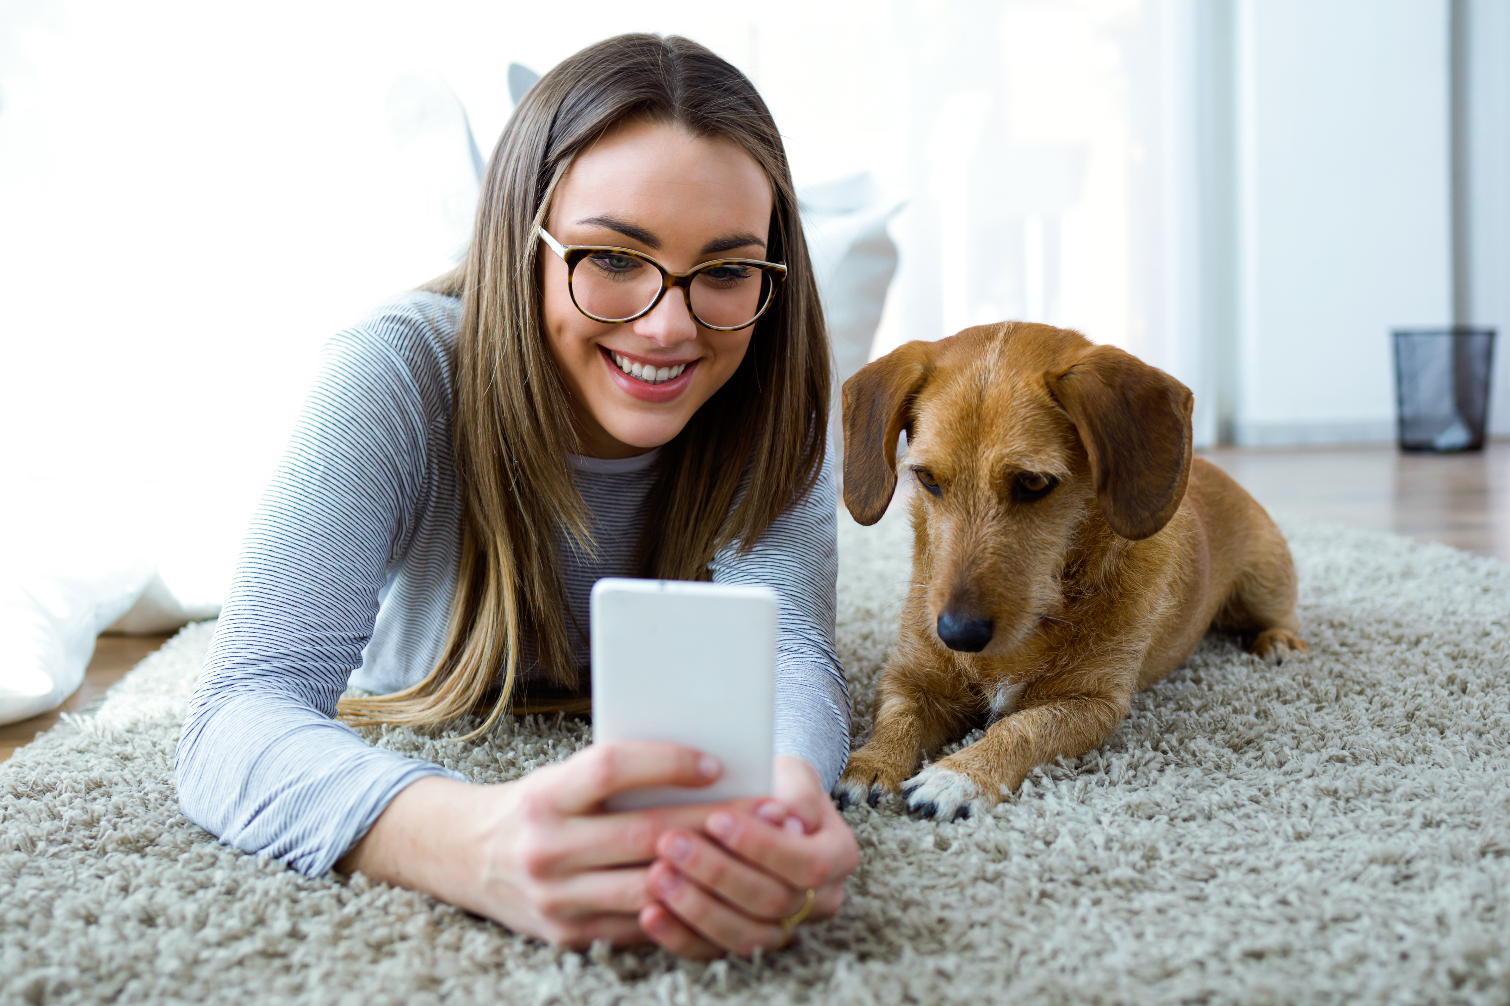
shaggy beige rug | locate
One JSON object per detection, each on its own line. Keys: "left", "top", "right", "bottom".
{"left": 3, "top": 505, "right": 1509, "bottom": 1006}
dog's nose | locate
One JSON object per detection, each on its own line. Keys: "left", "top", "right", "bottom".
{"left": 936, "top": 611, "right": 994, "bottom": 652}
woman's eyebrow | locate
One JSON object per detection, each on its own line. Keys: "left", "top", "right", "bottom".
{"left": 575, "top": 215, "right": 660, "bottom": 249}
{"left": 573, "top": 216, "right": 767, "bottom": 256}
{"left": 700, "top": 233, "right": 767, "bottom": 255}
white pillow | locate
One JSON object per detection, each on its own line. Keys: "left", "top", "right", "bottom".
{"left": 383, "top": 69, "right": 485, "bottom": 266}
{"left": 0, "top": 484, "right": 153, "bottom": 724}
{"left": 797, "top": 173, "right": 905, "bottom": 390}
{"left": 0, "top": 482, "right": 228, "bottom": 725}
{"left": 0, "top": 557, "right": 154, "bottom": 725}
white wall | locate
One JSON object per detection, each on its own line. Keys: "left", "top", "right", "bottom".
{"left": 1460, "top": 0, "right": 1510, "bottom": 436}
{"left": 1232, "top": 0, "right": 1454, "bottom": 446}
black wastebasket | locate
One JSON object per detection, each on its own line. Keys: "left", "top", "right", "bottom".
{"left": 1392, "top": 328, "right": 1497, "bottom": 452}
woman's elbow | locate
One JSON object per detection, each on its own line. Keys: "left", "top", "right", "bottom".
{"left": 173, "top": 698, "right": 231, "bottom": 836}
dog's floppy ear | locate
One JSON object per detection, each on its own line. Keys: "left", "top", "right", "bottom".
{"left": 1044, "top": 344, "right": 1193, "bottom": 541}
{"left": 841, "top": 341, "right": 934, "bottom": 526}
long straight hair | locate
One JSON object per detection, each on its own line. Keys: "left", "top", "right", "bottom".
{"left": 339, "top": 34, "right": 829, "bottom": 735}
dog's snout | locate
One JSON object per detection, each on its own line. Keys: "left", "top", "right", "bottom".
{"left": 936, "top": 610, "right": 994, "bottom": 652}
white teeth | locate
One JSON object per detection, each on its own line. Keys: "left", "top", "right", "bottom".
{"left": 609, "top": 353, "right": 689, "bottom": 384}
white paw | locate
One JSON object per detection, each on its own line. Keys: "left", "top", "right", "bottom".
{"left": 832, "top": 775, "right": 885, "bottom": 810}
{"left": 900, "top": 765, "right": 980, "bottom": 821}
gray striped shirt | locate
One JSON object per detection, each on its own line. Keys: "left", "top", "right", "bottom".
{"left": 174, "top": 291, "right": 849, "bottom": 877}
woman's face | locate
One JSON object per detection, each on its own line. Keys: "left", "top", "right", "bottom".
{"left": 541, "top": 119, "right": 774, "bottom": 458}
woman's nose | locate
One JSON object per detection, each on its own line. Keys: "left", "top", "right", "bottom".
{"left": 632, "top": 288, "right": 698, "bottom": 347}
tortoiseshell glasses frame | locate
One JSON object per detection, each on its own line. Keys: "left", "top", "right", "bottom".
{"left": 537, "top": 227, "right": 787, "bottom": 332}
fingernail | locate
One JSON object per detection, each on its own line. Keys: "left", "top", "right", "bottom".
{"left": 656, "top": 869, "right": 682, "bottom": 896}
{"left": 698, "top": 754, "right": 722, "bottom": 780}
{"left": 755, "top": 800, "right": 786, "bottom": 825}
{"left": 784, "top": 815, "right": 805, "bottom": 835}
{"left": 706, "top": 811, "right": 736, "bottom": 840}
{"left": 666, "top": 835, "right": 692, "bottom": 864}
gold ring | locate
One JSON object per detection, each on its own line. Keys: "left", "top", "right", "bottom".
{"left": 779, "top": 888, "right": 816, "bottom": 934}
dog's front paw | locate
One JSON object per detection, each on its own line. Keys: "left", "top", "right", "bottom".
{"left": 1250, "top": 627, "right": 1307, "bottom": 663}
{"left": 833, "top": 747, "right": 911, "bottom": 810}
{"left": 900, "top": 764, "right": 984, "bottom": 821}
{"left": 832, "top": 775, "right": 884, "bottom": 811}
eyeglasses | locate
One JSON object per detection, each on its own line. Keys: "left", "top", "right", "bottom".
{"left": 538, "top": 227, "right": 787, "bottom": 332}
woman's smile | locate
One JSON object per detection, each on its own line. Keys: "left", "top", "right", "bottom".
{"left": 600, "top": 346, "right": 699, "bottom": 402}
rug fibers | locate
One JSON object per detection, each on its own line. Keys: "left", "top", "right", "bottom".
{"left": 2, "top": 507, "right": 1508, "bottom": 1006}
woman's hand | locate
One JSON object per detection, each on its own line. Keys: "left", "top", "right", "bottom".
{"left": 638, "top": 755, "right": 860, "bottom": 958}
{"left": 338, "top": 740, "right": 743, "bottom": 949}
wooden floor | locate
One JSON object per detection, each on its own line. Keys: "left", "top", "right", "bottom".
{"left": 1201, "top": 438, "right": 1509, "bottom": 563}
{"left": 1, "top": 439, "right": 1505, "bottom": 765}
{"left": 0, "top": 634, "right": 172, "bottom": 764}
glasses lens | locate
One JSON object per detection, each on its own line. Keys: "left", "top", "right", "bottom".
{"left": 689, "top": 263, "right": 773, "bottom": 330}
{"left": 571, "top": 250, "right": 664, "bottom": 322}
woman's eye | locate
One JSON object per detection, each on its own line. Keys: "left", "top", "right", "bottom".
{"left": 588, "top": 252, "right": 643, "bottom": 275}
{"left": 699, "top": 264, "right": 754, "bottom": 285}
{"left": 1012, "top": 472, "right": 1058, "bottom": 502}
{"left": 914, "top": 468, "right": 941, "bottom": 496}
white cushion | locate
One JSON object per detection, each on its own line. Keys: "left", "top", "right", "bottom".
{"left": 798, "top": 173, "right": 905, "bottom": 390}
{"left": 0, "top": 557, "right": 154, "bottom": 725}
{"left": 0, "top": 483, "right": 225, "bottom": 725}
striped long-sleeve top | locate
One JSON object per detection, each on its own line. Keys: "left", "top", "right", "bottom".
{"left": 174, "top": 291, "right": 849, "bottom": 877}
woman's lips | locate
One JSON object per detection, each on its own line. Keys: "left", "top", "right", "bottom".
{"left": 599, "top": 346, "right": 698, "bottom": 403}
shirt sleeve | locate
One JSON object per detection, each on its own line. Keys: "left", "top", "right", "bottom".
{"left": 709, "top": 450, "right": 850, "bottom": 791}
{"left": 174, "top": 298, "right": 464, "bottom": 878}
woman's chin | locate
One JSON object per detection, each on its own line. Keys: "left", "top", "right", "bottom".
{"left": 586, "top": 380, "right": 713, "bottom": 455}
{"left": 575, "top": 398, "right": 693, "bottom": 456}
{"left": 598, "top": 417, "right": 688, "bottom": 454}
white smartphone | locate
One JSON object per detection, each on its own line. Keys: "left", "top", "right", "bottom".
{"left": 590, "top": 578, "right": 777, "bottom": 811}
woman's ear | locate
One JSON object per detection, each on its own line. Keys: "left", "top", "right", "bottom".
{"left": 841, "top": 341, "right": 934, "bottom": 526}
{"left": 1044, "top": 344, "right": 1193, "bottom": 541}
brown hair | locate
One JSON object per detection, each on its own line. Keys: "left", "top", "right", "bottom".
{"left": 339, "top": 34, "right": 829, "bottom": 736}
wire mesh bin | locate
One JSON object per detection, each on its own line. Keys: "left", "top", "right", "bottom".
{"left": 1392, "top": 328, "right": 1497, "bottom": 452}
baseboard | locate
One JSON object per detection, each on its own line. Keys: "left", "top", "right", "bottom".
{"left": 1233, "top": 418, "right": 1396, "bottom": 447}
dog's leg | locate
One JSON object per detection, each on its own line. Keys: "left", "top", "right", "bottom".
{"left": 1214, "top": 527, "right": 1307, "bottom": 662}
{"left": 900, "top": 685, "right": 1129, "bottom": 820}
{"left": 835, "top": 667, "right": 971, "bottom": 810}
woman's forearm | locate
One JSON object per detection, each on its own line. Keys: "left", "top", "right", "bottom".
{"left": 336, "top": 776, "right": 493, "bottom": 911}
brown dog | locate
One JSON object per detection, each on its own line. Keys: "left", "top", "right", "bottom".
{"left": 834, "top": 322, "right": 1305, "bottom": 820}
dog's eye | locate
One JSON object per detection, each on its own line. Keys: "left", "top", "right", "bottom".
{"left": 1012, "top": 472, "right": 1058, "bottom": 503}
{"left": 914, "top": 467, "right": 942, "bottom": 497}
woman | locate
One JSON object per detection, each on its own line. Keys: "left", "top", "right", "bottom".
{"left": 175, "top": 34, "right": 858, "bottom": 959}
